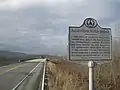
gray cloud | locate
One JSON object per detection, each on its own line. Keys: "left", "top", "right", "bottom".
{"left": 0, "top": 0, "right": 120, "bottom": 55}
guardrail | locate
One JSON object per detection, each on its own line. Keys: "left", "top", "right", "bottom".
{"left": 41, "top": 61, "right": 46, "bottom": 90}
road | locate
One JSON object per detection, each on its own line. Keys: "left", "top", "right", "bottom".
{"left": 0, "top": 59, "right": 46, "bottom": 90}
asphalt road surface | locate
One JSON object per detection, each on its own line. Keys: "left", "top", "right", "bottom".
{"left": 0, "top": 59, "right": 46, "bottom": 90}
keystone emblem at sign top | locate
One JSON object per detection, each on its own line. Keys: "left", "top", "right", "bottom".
{"left": 84, "top": 18, "right": 97, "bottom": 28}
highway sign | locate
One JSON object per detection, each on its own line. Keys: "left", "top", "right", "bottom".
{"left": 68, "top": 18, "right": 112, "bottom": 61}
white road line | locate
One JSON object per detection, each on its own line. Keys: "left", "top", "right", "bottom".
{"left": 12, "top": 62, "right": 41, "bottom": 90}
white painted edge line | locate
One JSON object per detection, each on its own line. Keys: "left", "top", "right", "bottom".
{"left": 12, "top": 62, "right": 41, "bottom": 90}
{"left": 41, "top": 62, "right": 46, "bottom": 90}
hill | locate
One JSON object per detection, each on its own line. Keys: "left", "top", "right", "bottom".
{"left": 0, "top": 51, "right": 27, "bottom": 58}
{"left": 0, "top": 51, "right": 28, "bottom": 66}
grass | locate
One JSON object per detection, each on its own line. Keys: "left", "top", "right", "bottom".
{"left": 47, "top": 60, "right": 88, "bottom": 90}
{"left": 47, "top": 58, "right": 120, "bottom": 90}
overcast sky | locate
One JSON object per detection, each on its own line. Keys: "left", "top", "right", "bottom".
{"left": 0, "top": 0, "right": 120, "bottom": 55}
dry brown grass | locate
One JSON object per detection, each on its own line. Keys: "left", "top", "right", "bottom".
{"left": 47, "top": 58, "right": 120, "bottom": 90}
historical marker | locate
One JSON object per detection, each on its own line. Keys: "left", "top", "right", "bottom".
{"left": 68, "top": 18, "right": 112, "bottom": 90}
{"left": 69, "top": 18, "right": 112, "bottom": 61}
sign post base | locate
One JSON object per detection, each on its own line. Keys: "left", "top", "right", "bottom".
{"left": 88, "top": 61, "right": 95, "bottom": 90}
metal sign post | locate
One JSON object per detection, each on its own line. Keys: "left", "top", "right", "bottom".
{"left": 88, "top": 61, "right": 95, "bottom": 90}
{"left": 68, "top": 18, "right": 112, "bottom": 90}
